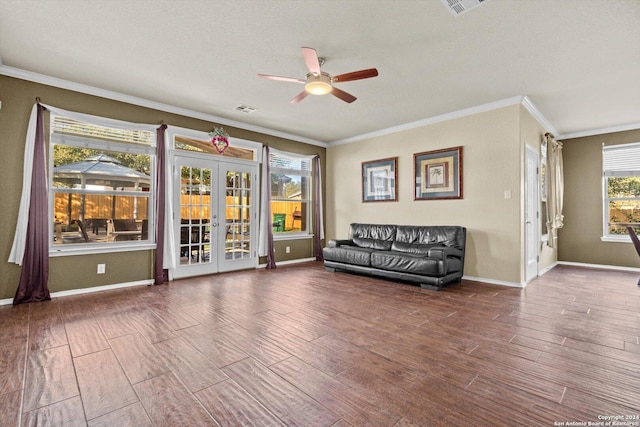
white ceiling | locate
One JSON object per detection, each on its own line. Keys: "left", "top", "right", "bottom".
{"left": 1, "top": 0, "right": 639, "bottom": 145}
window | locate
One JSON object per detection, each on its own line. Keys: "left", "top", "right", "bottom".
{"left": 50, "top": 116, "right": 155, "bottom": 248}
{"left": 603, "top": 142, "right": 640, "bottom": 238}
{"left": 269, "top": 151, "right": 312, "bottom": 236}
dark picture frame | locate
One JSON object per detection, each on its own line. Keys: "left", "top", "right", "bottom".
{"left": 362, "top": 157, "right": 398, "bottom": 202}
{"left": 414, "top": 146, "right": 463, "bottom": 200}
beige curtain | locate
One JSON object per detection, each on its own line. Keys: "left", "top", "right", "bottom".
{"left": 545, "top": 133, "right": 564, "bottom": 248}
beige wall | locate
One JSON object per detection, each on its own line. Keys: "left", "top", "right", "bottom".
{"left": 0, "top": 75, "right": 325, "bottom": 300}
{"left": 559, "top": 128, "right": 640, "bottom": 266}
{"left": 326, "top": 105, "right": 542, "bottom": 284}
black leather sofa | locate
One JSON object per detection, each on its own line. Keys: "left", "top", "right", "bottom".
{"left": 323, "top": 223, "right": 466, "bottom": 291}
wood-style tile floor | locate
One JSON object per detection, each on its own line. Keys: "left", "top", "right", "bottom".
{"left": 1, "top": 262, "right": 639, "bottom": 426}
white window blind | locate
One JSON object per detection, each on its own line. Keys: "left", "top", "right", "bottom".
{"left": 603, "top": 142, "right": 640, "bottom": 176}
{"left": 52, "top": 116, "right": 155, "bottom": 146}
{"left": 269, "top": 153, "right": 312, "bottom": 175}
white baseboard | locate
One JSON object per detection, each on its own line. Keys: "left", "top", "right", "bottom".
{"left": 0, "top": 279, "right": 154, "bottom": 306}
{"left": 258, "top": 257, "right": 317, "bottom": 268}
{"left": 539, "top": 262, "right": 558, "bottom": 276}
{"left": 50, "top": 279, "right": 154, "bottom": 298}
{"left": 463, "top": 261, "right": 640, "bottom": 288}
{"left": 557, "top": 261, "right": 640, "bottom": 273}
{"left": 462, "top": 275, "right": 526, "bottom": 288}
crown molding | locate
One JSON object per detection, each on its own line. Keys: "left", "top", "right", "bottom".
{"left": 520, "top": 95, "right": 558, "bottom": 136}
{"left": 522, "top": 95, "right": 640, "bottom": 140}
{"left": 558, "top": 122, "right": 640, "bottom": 140}
{"left": 0, "top": 64, "right": 327, "bottom": 148}
{"left": 329, "top": 96, "right": 534, "bottom": 146}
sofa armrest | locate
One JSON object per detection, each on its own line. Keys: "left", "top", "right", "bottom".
{"left": 427, "top": 246, "right": 463, "bottom": 260}
{"left": 327, "top": 239, "right": 355, "bottom": 248}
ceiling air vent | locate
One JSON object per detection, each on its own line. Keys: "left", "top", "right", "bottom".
{"left": 440, "top": 0, "right": 490, "bottom": 16}
{"left": 234, "top": 104, "right": 257, "bottom": 114}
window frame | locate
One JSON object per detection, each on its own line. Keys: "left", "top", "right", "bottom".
{"left": 269, "top": 151, "right": 313, "bottom": 240}
{"left": 602, "top": 142, "right": 640, "bottom": 242}
{"left": 49, "top": 117, "right": 157, "bottom": 256}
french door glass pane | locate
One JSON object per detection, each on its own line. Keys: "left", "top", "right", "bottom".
{"left": 225, "top": 171, "right": 252, "bottom": 260}
{"left": 179, "top": 166, "right": 212, "bottom": 265}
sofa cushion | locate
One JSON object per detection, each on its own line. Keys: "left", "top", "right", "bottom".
{"left": 371, "top": 251, "right": 441, "bottom": 275}
{"left": 353, "top": 237, "right": 393, "bottom": 250}
{"left": 391, "top": 241, "right": 444, "bottom": 255}
{"left": 396, "top": 225, "right": 464, "bottom": 249}
{"left": 323, "top": 245, "right": 375, "bottom": 267}
{"left": 350, "top": 223, "right": 396, "bottom": 241}
{"left": 348, "top": 223, "right": 396, "bottom": 251}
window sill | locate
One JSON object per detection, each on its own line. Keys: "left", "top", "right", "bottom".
{"left": 50, "top": 242, "right": 156, "bottom": 257}
{"left": 600, "top": 236, "right": 631, "bottom": 243}
{"left": 272, "top": 233, "right": 314, "bottom": 241}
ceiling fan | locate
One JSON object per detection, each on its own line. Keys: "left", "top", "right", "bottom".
{"left": 258, "top": 47, "right": 379, "bottom": 104}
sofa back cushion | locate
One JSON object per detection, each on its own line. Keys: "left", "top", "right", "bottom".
{"left": 396, "top": 225, "right": 465, "bottom": 250}
{"left": 353, "top": 237, "right": 393, "bottom": 250}
{"left": 349, "top": 223, "right": 396, "bottom": 250}
{"left": 390, "top": 241, "right": 443, "bottom": 255}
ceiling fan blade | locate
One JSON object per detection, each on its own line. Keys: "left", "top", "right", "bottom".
{"left": 257, "top": 74, "right": 305, "bottom": 83}
{"left": 332, "top": 68, "right": 379, "bottom": 83}
{"left": 290, "top": 90, "right": 309, "bottom": 104}
{"left": 331, "top": 87, "right": 357, "bottom": 103}
{"left": 302, "top": 47, "right": 321, "bottom": 75}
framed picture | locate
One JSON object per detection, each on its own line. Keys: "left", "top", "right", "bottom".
{"left": 414, "top": 146, "right": 463, "bottom": 200}
{"left": 362, "top": 157, "right": 398, "bottom": 202}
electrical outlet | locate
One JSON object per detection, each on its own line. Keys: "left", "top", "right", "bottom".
{"left": 285, "top": 246, "right": 291, "bottom": 253}
{"left": 97, "top": 264, "right": 106, "bottom": 274}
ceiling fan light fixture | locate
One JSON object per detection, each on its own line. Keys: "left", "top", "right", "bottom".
{"left": 259, "top": 48, "right": 377, "bottom": 103}
{"left": 305, "top": 72, "right": 332, "bottom": 95}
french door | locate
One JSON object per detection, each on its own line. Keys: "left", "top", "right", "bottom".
{"left": 219, "top": 162, "right": 257, "bottom": 272}
{"left": 173, "top": 155, "right": 257, "bottom": 278}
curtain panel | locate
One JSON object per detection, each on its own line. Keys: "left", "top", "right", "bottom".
{"left": 259, "top": 146, "right": 277, "bottom": 268}
{"left": 545, "top": 133, "right": 564, "bottom": 248}
{"left": 12, "top": 104, "right": 50, "bottom": 304}
{"left": 154, "top": 124, "right": 168, "bottom": 284}
{"left": 160, "top": 126, "right": 178, "bottom": 273}
{"left": 313, "top": 155, "right": 325, "bottom": 261}
{"left": 8, "top": 104, "right": 39, "bottom": 265}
